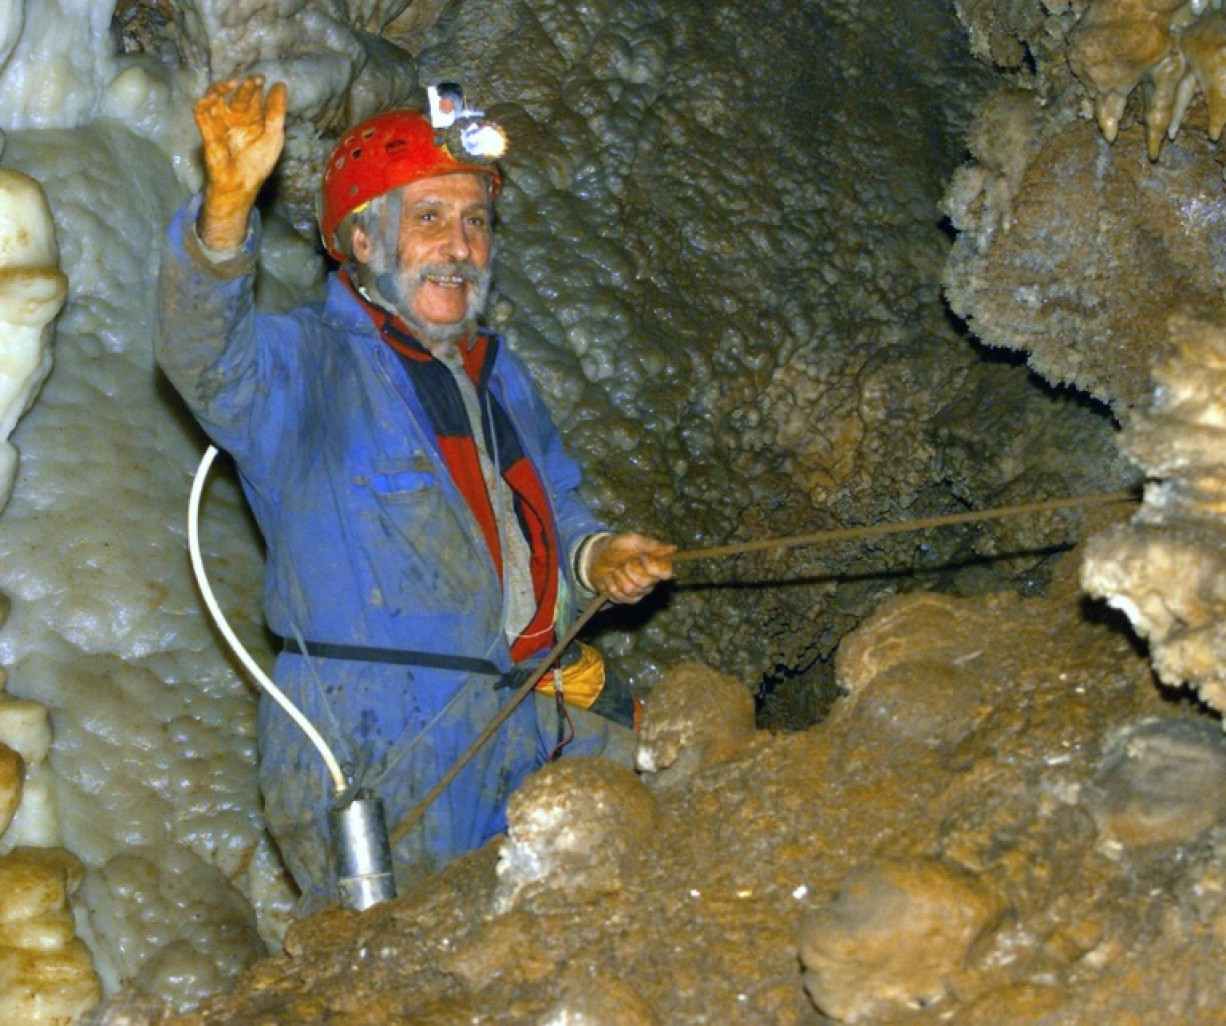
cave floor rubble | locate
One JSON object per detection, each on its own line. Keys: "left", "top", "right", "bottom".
{"left": 139, "top": 554, "right": 1226, "bottom": 1025}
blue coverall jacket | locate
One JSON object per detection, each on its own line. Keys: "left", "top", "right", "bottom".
{"left": 156, "top": 197, "right": 606, "bottom": 894}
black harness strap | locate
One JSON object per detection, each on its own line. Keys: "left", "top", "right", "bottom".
{"left": 278, "top": 637, "right": 578, "bottom": 690}
{"left": 280, "top": 637, "right": 502, "bottom": 675}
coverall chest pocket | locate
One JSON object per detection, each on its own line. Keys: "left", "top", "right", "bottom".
{"left": 365, "top": 466, "right": 436, "bottom": 498}
{"left": 352, "top": 455, "right": 487, "bottom": 613}
{"left": 352, "top": 451, "right": 438, "bottom": 498}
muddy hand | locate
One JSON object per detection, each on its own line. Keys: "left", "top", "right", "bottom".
{"left": 195, "top": 76, "right": 287, "bottom": 251}
{"left": 586, "top": 532, "right": 676, "bottom": 604}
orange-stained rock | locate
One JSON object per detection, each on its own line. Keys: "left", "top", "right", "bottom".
{"left": 0, "top": 741, "right": 22, "bottom": 838}
{"left": 798, "top": 857, "right": 1008, "bottom": 1022}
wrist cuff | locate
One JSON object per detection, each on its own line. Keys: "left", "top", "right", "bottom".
{"left": 574, "top": 532, "right": 613, "bottom": 593}
{"left": 192, "top": 221, "right": 253, "bottom": 264}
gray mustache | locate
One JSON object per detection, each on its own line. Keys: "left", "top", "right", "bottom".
{"left": 413, "top": 262, "right": 483, "bottom": 285}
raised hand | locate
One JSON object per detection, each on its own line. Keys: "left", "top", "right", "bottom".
{"left": 194, "top": 76, "right": 288, "bottom": 251}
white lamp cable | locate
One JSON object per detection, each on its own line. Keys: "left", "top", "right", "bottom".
{"left": 187, "top": 444, "right": 347, "bottom": 794}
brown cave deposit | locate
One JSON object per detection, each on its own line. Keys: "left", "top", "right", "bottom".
{"left": 2, "top": 0, "right": 1226, "bottom": 1019}
{"left": 97, "top": 536, "right": 1226, "bottom": 1023}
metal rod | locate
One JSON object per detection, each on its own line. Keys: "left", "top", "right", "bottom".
{"left": 387, "top": 486, "right": 1139, "bottom": 849}
{"left": 671, "top": 489, "right": 1140, "bottom": 564}
{"left": 389, "top": 593, "right": 608, "bottom": 847}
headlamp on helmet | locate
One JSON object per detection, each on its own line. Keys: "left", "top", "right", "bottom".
{"left": 428, "top": 82, "right": 508, "bottom": 164}
{"left": 318, "top": 81, "right": 507, "bottom": 262}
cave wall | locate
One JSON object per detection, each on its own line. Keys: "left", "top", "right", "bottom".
{"left": 0, "top": 0, "right": 1180, "bottom": 1011}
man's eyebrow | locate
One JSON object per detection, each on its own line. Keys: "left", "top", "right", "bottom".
{"left": 403, "top": 197, "right": 491, "bottom": 215}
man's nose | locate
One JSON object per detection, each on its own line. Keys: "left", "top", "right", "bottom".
{"left": 440, "top": 215, "right": 471, "bottom": 261}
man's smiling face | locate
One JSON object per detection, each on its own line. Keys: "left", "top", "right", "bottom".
{"left": 393, "top": 172, "right": 493, "bottom": 332}
{"left": 352, "top": 172, "right": 493, "bottom": 346}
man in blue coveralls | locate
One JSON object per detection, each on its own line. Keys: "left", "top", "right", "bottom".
{"left": 156, "top": 76, "right": 675, "bottom": 900}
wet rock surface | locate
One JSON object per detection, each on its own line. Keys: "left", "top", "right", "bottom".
{"left": 0, "top": 0, "right": 1203, "bottom": 1011}
{"left": 143, "top": 540, "right": 1226, "bottom": 1023}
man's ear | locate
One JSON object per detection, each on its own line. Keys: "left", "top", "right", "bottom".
{"left": 350, "top": 225, "right": 372, "bottom": 264}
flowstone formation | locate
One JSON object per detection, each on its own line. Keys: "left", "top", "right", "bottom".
{"left": 108, "top": 547, "right": 1226, "bottom": 1023}
{"left": 0, "top": 121, "right": 286, "bottom": 1013}
{"left": 1082, "top": 314, "right": 1226, "bottom": 715}
{"left": 0, "top": 168, "right": 67, "bottom": 512}
{"left": 945, "top": 0, "right": 1226, "bottom": 412}
{"left": 0, "top": 166, "right": 102, "bottom": 1023}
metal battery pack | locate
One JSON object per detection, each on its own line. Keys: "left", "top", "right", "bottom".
{"left": 330, "top": 793, "right": 397, "bottom": 911}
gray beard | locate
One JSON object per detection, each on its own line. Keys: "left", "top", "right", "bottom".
{"left": 367, "top": 260, "right": 492, "bottom": 352}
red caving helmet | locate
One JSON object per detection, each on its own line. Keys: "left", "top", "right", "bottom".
{"left": 318, "top": 108, "right": 502, "bottom": 262}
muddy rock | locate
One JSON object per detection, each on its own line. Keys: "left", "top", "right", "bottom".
{"left": 537, "top": 969, "right": 660, "bottom": 1025}
{"left": 78, "top": 991, "right": 176, "bottom": 1025}
{"left": 494, "top": 757, "right": 656, "bottom": 913}
{"left": 634, "top": 661, "right": 757, "bottom": 783}
{"left": 441, "top": 907, "right": 558, "bottom": 992}
{"left": 1086, "top": 716, "right": 1226, "bottom": 852}
{"left": 798, "top": 857, "right": 1008, "bottom": 1022}
{"left": 173, "top": 573, "right": 1226, "bottom": 1024}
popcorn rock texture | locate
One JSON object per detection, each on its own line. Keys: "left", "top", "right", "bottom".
{"left": 406, "top": 0, "right": 1126, "bottom": 711}
{"left": 945, "top": 112, "right": 1226, "bottom": 411}
{"left": 946, "top": 0, "right": 1226, "bottom": 412}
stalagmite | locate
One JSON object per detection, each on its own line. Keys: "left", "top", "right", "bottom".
{"left": 0, "top": 679, "right": 102, "bottom": 1022}
{"left": 493, "top": 757, "right": 656, "bottom": 914}
{"left": 0, "top": 848, "right": 101, "bottom": 1024}
{"left": 1085, "top": 717, "right": 1226, "bottom": 851}
{"left": 634, "top": 661, "right": 757, "bottom": 783}
{"left": 0, "top": 168, "right": 102, "bottom": 1021}
{"left": 0, "top": 169, "right": 66, "bottom": 512}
